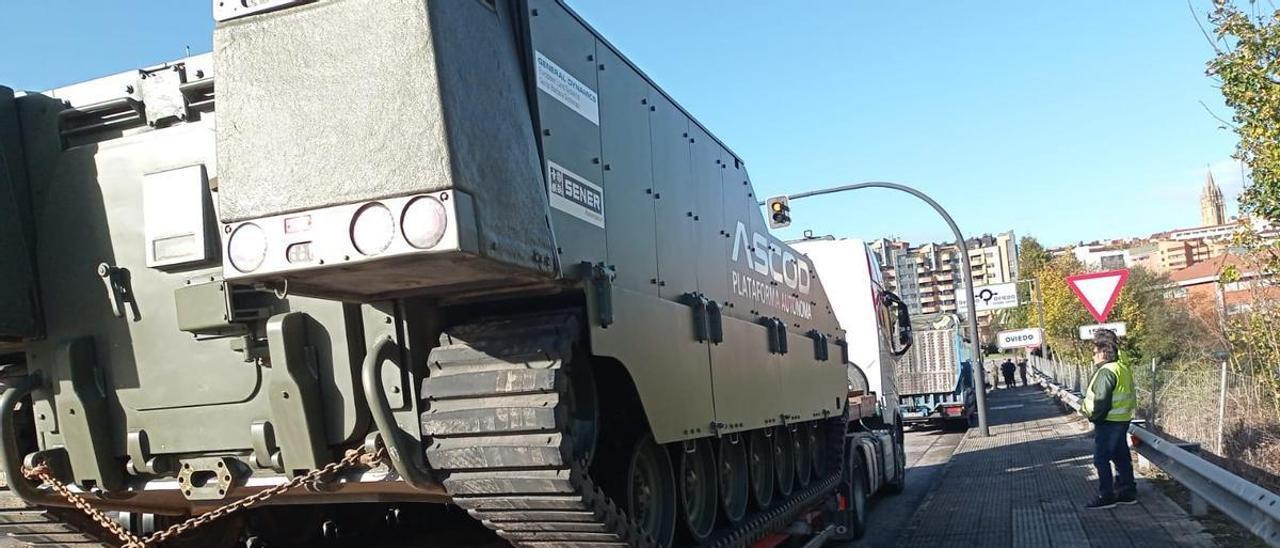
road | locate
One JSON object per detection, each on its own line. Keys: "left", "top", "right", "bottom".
{"left": 838, "top": 422, "right": 967, "bottom": 547}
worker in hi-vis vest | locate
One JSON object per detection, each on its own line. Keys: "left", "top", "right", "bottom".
{"left": 1081, "top": 328, "right": 1137, "bottom": 509}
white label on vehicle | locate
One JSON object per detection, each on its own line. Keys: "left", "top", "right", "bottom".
{"left": 548, "top": 161, "right": 605, "bottom": 228}
{"left": 535, "top": 51, "right": 600, "bottom": 125}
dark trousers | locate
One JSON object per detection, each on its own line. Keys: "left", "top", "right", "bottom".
{"left": 1093, "top": 420, "right": 1135, "bottom": 498}
{"left": 1002, "top": 372, "right": 1014, "bottom": 388}
{"left": 1020, "top": 370, "right": 1027, "bottom": 386}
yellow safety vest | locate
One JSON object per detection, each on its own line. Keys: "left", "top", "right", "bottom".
{"left": 1082, "top": 361, "right": 1135, "bottom": 422}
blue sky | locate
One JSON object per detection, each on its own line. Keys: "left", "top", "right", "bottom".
{"left": 0, "top": 2, "right": 1242, "bottom": 248}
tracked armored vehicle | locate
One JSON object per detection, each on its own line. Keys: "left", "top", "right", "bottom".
{"left": 0, "top": 1, "right": 910, "bottom": 545}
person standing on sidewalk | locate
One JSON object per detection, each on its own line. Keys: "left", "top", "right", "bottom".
{"left": 1000, "top": 359, "right": 1016, "bottom": 389}
{"left": 1082, "top": 329, "right": 1137, "bottom": 509}
{"left": 1017, "top": 358, "right": 1028, "bottom": 387}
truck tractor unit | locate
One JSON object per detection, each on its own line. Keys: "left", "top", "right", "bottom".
{"left": 0, "top": 1, "right": 910, "bottom": 546}
{"left": 895, "top": 314, "right": 977, "bottom": 430}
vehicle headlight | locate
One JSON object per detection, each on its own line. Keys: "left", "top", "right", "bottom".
{"left": 351, "top": 202, "right": 395, "bottom": 256}
{"left": 228, "top": 222, "right": 267, "bottom": 273}
{"left": 401, "top": 196, "right": 448, "bottom": 249}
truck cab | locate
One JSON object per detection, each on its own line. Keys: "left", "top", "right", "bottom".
{"left": 791, "top": 237, "right": 912, "bottom": 424}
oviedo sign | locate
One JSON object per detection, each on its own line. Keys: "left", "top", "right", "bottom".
{"left": 997, "top": 328, "right": 1043, "bottom": 350}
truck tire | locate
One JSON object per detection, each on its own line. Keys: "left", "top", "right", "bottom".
{"left": 832, "top": 446, "right": 868, "bottom": 541}
{"left": 883, "top": 422, "right": 906, "bottom": 495}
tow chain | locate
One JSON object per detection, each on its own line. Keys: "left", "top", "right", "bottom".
{"left": 21, "top": 446, "right": 385, "bottom": 547}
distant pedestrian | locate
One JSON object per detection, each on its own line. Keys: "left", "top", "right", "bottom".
{"left": 1017, "top": 359, "right": 1028, "bottom": 386}
{"left": 1000, "top": 359, "right": 1016, "bottom": 389}
{"left": 1082, "top": 329, "right": 1137, "bottom": 509}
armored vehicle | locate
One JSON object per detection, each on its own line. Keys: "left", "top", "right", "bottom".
{"left": 0, "top": 1, "right": 910, "bottom": 545}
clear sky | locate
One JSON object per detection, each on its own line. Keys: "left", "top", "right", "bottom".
{"left": 0, "top": 1, "right": 1242, "bottom": 248}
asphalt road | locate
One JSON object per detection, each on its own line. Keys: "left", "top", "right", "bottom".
{"left": 838, "top": 422, "right": 967, "bottom": 548}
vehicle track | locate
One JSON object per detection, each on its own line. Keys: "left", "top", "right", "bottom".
{"left": 420, "top": 312, "right": 843, "bottom": 547}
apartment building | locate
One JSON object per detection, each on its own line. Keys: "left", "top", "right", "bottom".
{"left": 870, "top": 231, "right": 1019, "bottom": 320}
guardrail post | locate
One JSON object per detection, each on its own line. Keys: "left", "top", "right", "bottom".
{"left": 1191, "top": 493, "right": 1209, "bottom": 517}
{"left": 1217, "top": 360, "right": 1228, "bottom": 456}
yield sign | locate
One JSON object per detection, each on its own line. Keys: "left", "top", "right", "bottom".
{"left": 1066, "top": 269, "right": 1130, "bottom": 323}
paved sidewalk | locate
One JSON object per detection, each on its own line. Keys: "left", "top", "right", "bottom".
{"left": 897, "top": 386, "right": 1216, "bottom": 547}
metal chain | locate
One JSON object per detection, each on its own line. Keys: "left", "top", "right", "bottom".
{"left": 21, "top": 464, "right": 142, "bottom": 547}
{"left": 22, "top": 446, "right": 384, "bottom": 548}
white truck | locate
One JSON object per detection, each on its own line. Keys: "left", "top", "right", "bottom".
{"left": 791, "top": 237, "right": 912, "bottom": 540}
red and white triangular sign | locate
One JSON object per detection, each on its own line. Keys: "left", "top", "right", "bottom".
{"left": 1066, "top": 269, "right": 1129, "bottom": 323}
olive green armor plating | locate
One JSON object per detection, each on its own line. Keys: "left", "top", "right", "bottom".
{"left": 0, "top": 0, "right": 859, "bottom": 545}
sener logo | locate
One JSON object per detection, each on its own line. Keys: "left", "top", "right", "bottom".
{"left": 548, "top": 161, "right": 605, "bottom": 228}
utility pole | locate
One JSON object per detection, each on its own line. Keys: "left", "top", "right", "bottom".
{"left": 769, "top": 181, "right": 991, "bottom": 437}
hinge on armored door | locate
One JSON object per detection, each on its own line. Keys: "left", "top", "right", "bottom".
{"left": 806, "top": 329, "right": 830, "bottom": 361}
{"left": 680, "top": 292, "right": 711, "bottom": 342}
{"left": 581, "top": 262, "right": 615, "bottom": 328}
{"left": 706, "top": 300, "right": 724, "bottom": 344}
{"left": 758, "top": 317, "right": 787, "bottom": 354}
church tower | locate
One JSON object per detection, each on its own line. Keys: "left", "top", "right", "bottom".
{"left": 1200, "top": 170, "right": 1226, "bottom": 227}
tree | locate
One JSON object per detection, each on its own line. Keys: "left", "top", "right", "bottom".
{"left": 1208, "top": 2, "right": 1280, "bottom": 224}
{"left": 1112, "top": 266, "right": 1202, "bottom": 364}
{"left": 990, "top": 236, "right": 1052, "bottom": 336}
{"left": 1208, "top": 1, "right": 1280, "bottom": 422}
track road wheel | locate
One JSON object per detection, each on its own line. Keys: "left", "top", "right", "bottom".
{"left": 794, "top": 425, "right": 812, "bottom": 488}
{"left": 748, "top": 430, "right": 775, "bottom": 510}
{"left": 718, "top": 435, "right": 750, "bottom": 524}
{"left": 628, "top": 435, "right": 677, "bottom": 547}
{"left": 809, "top": 423, "right": 826, "bottom": 477}
{"left": 833, "top": 448, "right": 869, "bottom": 541}
{"left": 677, "top": 438, "right": 718, "bottom": 543}
{"left": 773, "top": 426, "right": 795, "bottom": 498}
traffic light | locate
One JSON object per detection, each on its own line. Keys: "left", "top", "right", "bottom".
{"left": 766, "top": 196, "right": 791, "bottom": 228}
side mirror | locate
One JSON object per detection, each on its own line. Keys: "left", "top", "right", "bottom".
{"left": 883, "top": 292, "right": 913, "bottom": 356}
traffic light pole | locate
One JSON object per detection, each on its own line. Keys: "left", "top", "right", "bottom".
{"left": 768, "top": 181, "right": 991, "bottom": 437}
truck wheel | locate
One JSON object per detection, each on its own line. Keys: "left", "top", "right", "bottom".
{"left": 833, "top": 448, "right": 869, "bottom": 541}
{"left": 884, "top": 431, "right": 906, "bottom": 495}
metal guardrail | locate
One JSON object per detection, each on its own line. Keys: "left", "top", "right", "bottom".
{"left": 1033, "top": 366, "right": 1280, "bottom": 547}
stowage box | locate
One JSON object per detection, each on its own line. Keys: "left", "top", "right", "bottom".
{"left": 215, "top": 0, "right": 557, "bottom": 298}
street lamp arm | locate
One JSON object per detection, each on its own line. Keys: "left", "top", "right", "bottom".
{"left": 767, "top": 181, "right": 991, "bottom": 437}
